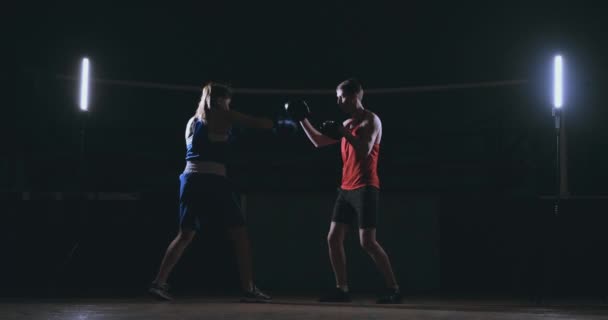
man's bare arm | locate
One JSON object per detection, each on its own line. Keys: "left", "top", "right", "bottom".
{"left": 300, "top": 119, "right": 340, "bottom": 147}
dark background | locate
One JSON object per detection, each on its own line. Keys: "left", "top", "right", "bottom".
{"left": 3, "top": 1, "right": 608, "bottom": 299}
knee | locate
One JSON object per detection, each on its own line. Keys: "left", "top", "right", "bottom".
{"left": 360, "top": 238, "right": 378, "bottom": 253}
{"left": 176, "top": 230, "right": 195, "bottom": 245}
{"left": 327, "top": 233, "right": 344, "bottom": 248}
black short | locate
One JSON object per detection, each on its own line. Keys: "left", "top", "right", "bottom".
{"left": 331, "top": 186, "right": 379, "bottom": 229}
{"left": 178, "top": 173, "right": 245, "bottom": 231}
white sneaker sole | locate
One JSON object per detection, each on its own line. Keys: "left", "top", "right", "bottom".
{"left": 240, "top": 297, "right": 272, "bottom": 303}
{"left": 148, "top": 288, "right": 172, "bottom": 301}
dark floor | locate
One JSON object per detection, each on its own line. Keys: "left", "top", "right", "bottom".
{"left": 3, "top": 297, "right": 608, "bottom": 320}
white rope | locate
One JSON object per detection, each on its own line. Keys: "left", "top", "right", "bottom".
{"left": 56, "top": 74, "right": 528, "bottom": 95}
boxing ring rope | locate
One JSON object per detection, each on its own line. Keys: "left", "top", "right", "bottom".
{"left": 56, "top": 74, "right": 528, "bottom": 95}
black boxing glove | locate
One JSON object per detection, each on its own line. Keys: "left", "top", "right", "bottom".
{"left": 319, "top": 120, "right": 344, "bottom": 140}
{"left": 284, "top": 100, "right": 311, "bottom": 121}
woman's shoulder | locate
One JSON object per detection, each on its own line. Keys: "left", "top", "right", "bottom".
{"left": 185, "top": 117, "right": 205, "bottom": 138}
{"left": 188, "top": 117, "right": 209, "bottom": 127}
{"left": 187, "top": 116, "right": 198, "bottom": 126}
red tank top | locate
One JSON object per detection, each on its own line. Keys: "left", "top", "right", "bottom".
{"left": 340, "top": 124, "right": 380, "bottom": 190}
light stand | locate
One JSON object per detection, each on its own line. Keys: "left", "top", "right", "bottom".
{"left": 552, "top": 107, "right": 561, "bottom": 215}
{"left": 552, "top": 55, "right": 564, "bottom": 215}
{"left": 53, "top": 57, "right": 92, "bottom": 294}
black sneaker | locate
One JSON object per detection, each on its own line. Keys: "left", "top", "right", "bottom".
{"left": 241, "top": 286, "right": 272, "bottom": 303}
{"left": 148, "top": 282, "right": 172, "bottom": 301}
{"left": 319, "top": 287, "right": 352, "bottom": 302}
{"left": 376, "top": 288, "right": 402, "bottom": 304}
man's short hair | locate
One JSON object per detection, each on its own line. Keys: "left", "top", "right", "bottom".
{"left": 337, "top": 78, "right": 363, "bottom": 96}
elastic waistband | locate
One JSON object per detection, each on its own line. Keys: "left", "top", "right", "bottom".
{"left": 184, "top": 161, "right": 227, "bottom": 176}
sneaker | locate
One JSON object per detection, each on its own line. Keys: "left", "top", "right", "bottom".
{"left": 319, "top": 287, "right": 352, "bottom": 302}
{"left": 148, "top": 282, "right": 172, "bottom": 301}
{"left": 241, "top": 286, "right": 272, "bottom": 303}
{"left": 376, "top": 287, "right": 402, "bottom": 304}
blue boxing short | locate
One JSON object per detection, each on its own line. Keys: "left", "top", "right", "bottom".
{"left": 178, "top": 173, "right": 245, "bottom": 231}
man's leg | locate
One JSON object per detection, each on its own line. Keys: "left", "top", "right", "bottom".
{"left": 359, "top": 228, "right": 398, "bottom": 288}
{"left": 359, "top": 228, "right": 402, "bottom": 303}
{"left": 319, "top": 189, "right": 357, "bottom": 302}
{"left": 328, "top": 221, "right": 350, "bottom": 288}
{"left": 319, "top": 221, "right": 352, "bottom": 302}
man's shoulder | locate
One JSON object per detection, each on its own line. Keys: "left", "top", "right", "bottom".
{"left": 364, "top": 110, "right": 381, "bottom": 124}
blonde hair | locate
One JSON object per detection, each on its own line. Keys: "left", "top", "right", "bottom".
{"left": 193, "top": 82, "right": 233, "bottom": 122}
